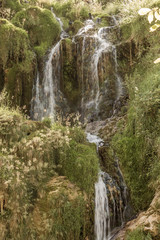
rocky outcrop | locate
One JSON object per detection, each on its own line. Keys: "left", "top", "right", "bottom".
{"left": 115, "top": 189, "right": 160, "bottom": 239}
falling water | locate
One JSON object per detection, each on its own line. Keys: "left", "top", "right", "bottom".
{"left": 31, "top": 11, "right": 68, "bottom": 121}
{"left": 74, "top": 19, "right": 123, "bottom": 120}
{"left": 95, "top": 173, "right": 111, "bottom": 240}
{"left": 86, "top": 133, "right": 111, "bottom": 239}
{"left": 113, "top": 47, "right": 123, "bottom": 100}
{"left": 31, "top": 71, "right": 41, "bottom": 120}
{"left": 86, "top": 132, "right": 128, "bottom": 240}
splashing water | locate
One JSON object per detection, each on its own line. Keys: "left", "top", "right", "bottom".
{"left": 86, "top": 132, "right": 128, "bottom": 240}
{"left": 95, "top": 173, "right": 111, "bottom": 240}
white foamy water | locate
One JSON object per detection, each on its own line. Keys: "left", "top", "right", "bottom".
{"left": 95, "top": 173, "right": 111, "bottom": 240}
{"left": 86, "top": 132, "right": 103, "bottom": 149}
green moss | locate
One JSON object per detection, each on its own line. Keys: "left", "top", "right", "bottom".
{"left": 59, "top": 140, "right": 99, "bottom": 194}
{"left": 0, "top": 18, "right": 35, "bottom": 111}
{"left": 94, "top": 13, "right": 110, "bottom": 27}
{"left": 0, "top": 18, "right": 33, "bottom": 69}
{"left": 12, "top": 6, "right": 61, "bottom": 57}
{"left": 72, "top": 20, "right": 83, "bottom": 34}
{"left": 126, "top": 228, "right": 152, "bottom": 240}
{"left": 52, "top": 1, "right": 73, "bottom": 19}
{"left": 4, "top": 0, "right": 22, "bottom": 12}
{"left": 79, "top": 6, "right": 89, "bottom": 20}
{"left": 61, "top": 17, "right": 69, "bottom": 30}
{"left": 35, "top": 182, "right": 87, "bottom": 240}
{"left": 60, "top": 38, "right": 80, "bottom": 105}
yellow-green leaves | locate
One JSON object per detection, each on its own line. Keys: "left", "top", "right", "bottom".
{"left": 154, "top": 58, "right": 160, "bottom": 64}
{"left": 155, "top": 10, "right": 160, "bottom": 20}
{"left": 150, "top": 24, "right": 160, "bottom": 32}
{"left": 138, "top": 7, "right": 160, "bottom": 63}
{"left": 148, "top": 11, "right": 154, "bottom": 23}
{"left": 138, "top": 7, "right": 160, "bottom": 23}
{"left": 138, "top": 8, "right": 151, "bottom": 15}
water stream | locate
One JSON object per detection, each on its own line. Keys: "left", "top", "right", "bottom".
{"left": 31, "top": 11, "right": 67, "bottom": 121}
{"left": 87, "top": 132, "right": 128, "bottom": 240}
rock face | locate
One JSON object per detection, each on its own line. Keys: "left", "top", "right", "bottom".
{"left": 115, "top": 189, "right": 160, "bottom": 239}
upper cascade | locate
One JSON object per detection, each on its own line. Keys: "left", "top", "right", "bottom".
{"left": 74, "top": 18, "right": 123, "bottom": 122}
{"left": 31, "top": 15, "right": 124, "bottom": 123}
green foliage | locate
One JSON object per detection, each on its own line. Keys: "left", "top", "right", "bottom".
{"left": 42, "top": 117, "right": 52, "bottom": 128}
{"left": 112, "top": 37, "right": 160, "bottom": 210}
{"left": 60, "top": 140, "right": 99, "bottom": 193}
{"left": 79, "top": 6, "right": 89, "bottom": 20}
{"left": 0, "top": 93, "right": 98, "bottom": 239}
{"left": 53, "top": 1, "right": 75, "bottom": 19}
{"left": 72, "top": 20, "right": 83, "bottom": 34}
{"left": 0, "top": 19, "right": 34, "bottom": 110}
{"left": 12, "top": 6, "right": 61, "bottom": 57}
{"left": 4, "top": 0, "right": 22, "bottom": 12}
{"left": 126, "top": 228, "right": 152, "bottom": 240}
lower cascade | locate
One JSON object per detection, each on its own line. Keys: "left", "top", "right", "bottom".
{"left": 87, "top": 133, "right": 128, "bottom": 240}
{"left": 95, "top": 173, "right": 111, "bottom": 240}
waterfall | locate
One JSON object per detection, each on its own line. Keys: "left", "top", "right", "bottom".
{"left": 31, "top": 12, "right": 128, "bottom": 238}
{"left": 95, "top": 173, "right": 111, "bottom": 240}
{"left": 74, "top": 19, "right": 123, "bottom": 121}
{"left": 86, "top": 132, "right": 128, "bottom": 240}
{"left": 31, "top": 11, "right": 67, "bottom": 121}
{"left": 31, "top": 15, "right": 123, "bottom": 121}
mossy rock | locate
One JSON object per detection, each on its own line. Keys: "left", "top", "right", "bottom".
{"left": 12, "top": 6, "right": 61, "bottom": 57}
{"left": 0, "top": 18, "right": 33, "bottom": 68}
{"left": 30, "top": 176, "right": 90, "bottom": 240}
{"left": 0, "top": 18, "right": 35, "bottom": 112}
{"left": 72, "top": 20, "right": 83, "bottom": 34}
{"left": 79, "top": 6, "right": 89, "bottom": 21}
{"left": 52, "top": 1, "right": 74, "bottom": 20}
{"left": 60, "top": 38, "right": 80, "bottom": 108}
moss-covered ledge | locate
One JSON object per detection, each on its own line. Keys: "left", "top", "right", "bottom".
{"left": 12, "top": 6, "right": 61, "bottom": 57}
